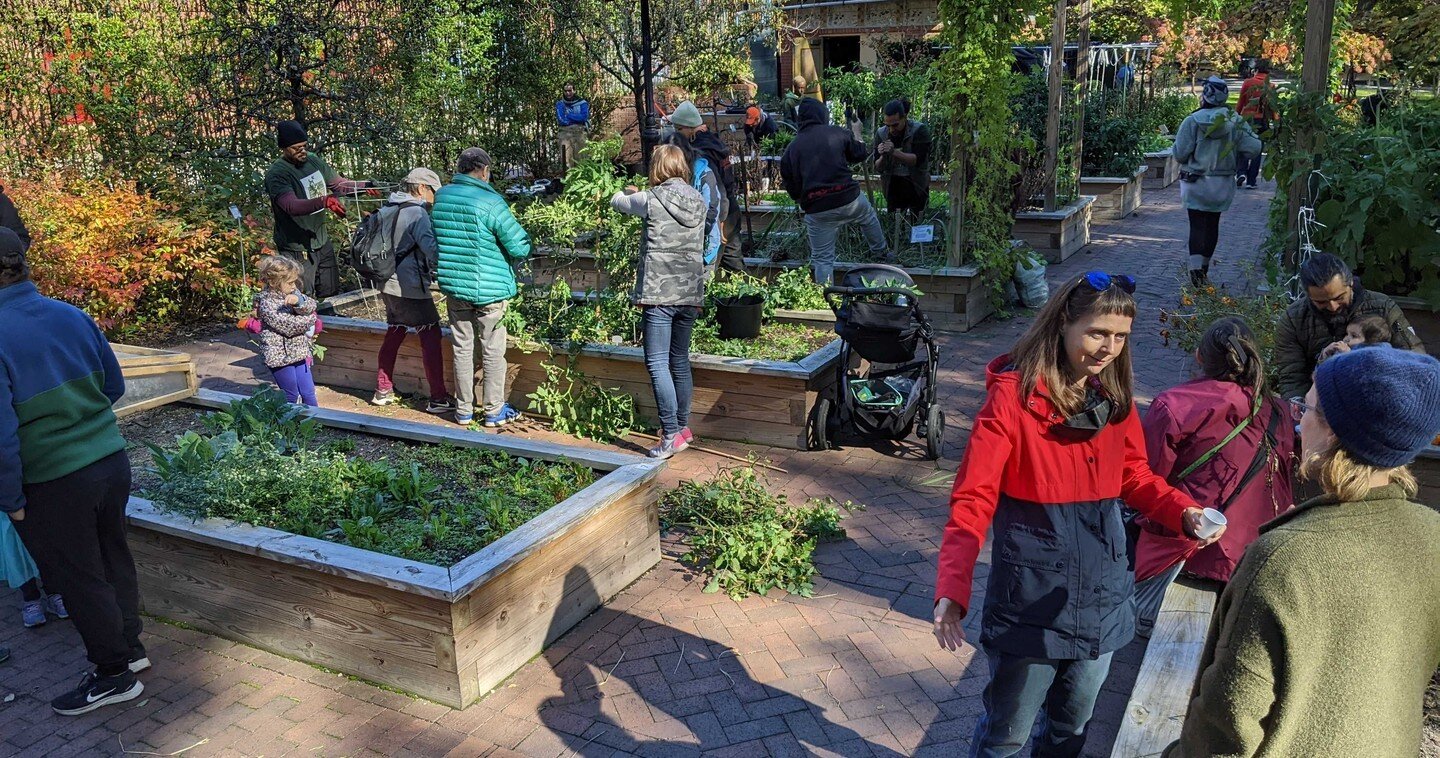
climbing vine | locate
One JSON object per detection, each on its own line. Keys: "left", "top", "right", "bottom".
{"left": 933, "top": 0, "right": 1048, "bottom": 305}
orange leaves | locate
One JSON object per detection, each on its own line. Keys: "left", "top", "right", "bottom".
{"left": 7, "top": 174, "right": 236, "bottom": 333}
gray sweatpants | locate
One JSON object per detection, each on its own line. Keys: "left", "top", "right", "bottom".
{"left": 448, "top": 296, "right": 508, "bottom": 417}
{"left": 802, "top": 194, "right": 887, "bottom": 285}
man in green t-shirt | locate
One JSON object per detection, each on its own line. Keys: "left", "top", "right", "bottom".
{"left": 263, "top": 120, "right": 377, "bottom": 298}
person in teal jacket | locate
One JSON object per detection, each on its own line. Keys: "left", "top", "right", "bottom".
{"left": 432, "top": 147, "right": 531, "bottom": 427}
{"left": 1174, "top": 77, "right": 1261, "bottom": 288}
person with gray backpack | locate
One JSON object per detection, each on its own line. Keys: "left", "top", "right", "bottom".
{"left": 355, "top": 168, "right": 453, "bottom": 414}
{"left": 1174, "top": 77, "right": 1262, "bottom": 288}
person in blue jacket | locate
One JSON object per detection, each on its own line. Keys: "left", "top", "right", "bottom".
{"left": 433, "top": 147, "right": 532, "bottom": 427}
{"left": 0, "top": 226, "right": 149, "bottom": 716}
{"left": 556, "top": 83, "right": 591, "bottom": 169}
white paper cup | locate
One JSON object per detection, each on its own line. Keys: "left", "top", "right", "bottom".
{"left": 1195, "top": 507, "right": 1228, "bottom": 540}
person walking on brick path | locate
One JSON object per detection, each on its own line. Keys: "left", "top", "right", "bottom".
{"left": 611, "top": 144, "right": 707, "bottom": 459}
{"left": 1174, "top": 77, "right": 1261, "bottom": 288}
{"left": 253, "top": 256, "right": 320, "bottom": 406}
{"left": 933, "top": 271, "right": 1222, "bottom": 758}
{"left": 781, "top": 97, "right": 888, "bottom": 285}
{"left": 265, "top": 119, "right": 380, "bottom": 299}
{"left": 368, "top": 167, "right": 454, "bottom": 415}
{"left": 433, "top": 147, "right": 530, "bottom": 428}
{"left": 1235, "top": 60, "right": 1277, "bottom": 189}
{"left": 1131, "top": 317, "right": 1296, "bottom": 638}
{"left": 0, "top": 226, "right": 150, "bottom": 716}
{"left": 556, "top": 83, "right": 591, "bottom": 169}
{"left": 1163, "top": 346, "right": 1440, "bottom": 757}
{"left": 873, "top": 99, "right": 933, "bottom": 219}
{"left": 670, "top": 101, "right": 748, "bottom": 275}
{"left": 1273, "top": 253, "right": 1424, "bottom": 401}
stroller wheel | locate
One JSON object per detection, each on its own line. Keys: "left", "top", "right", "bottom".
{"left": 807, "top": 397, "right": 837, "bottom": 451}
{"left": 923, "top": 405, "right": 945, "bottom": 460}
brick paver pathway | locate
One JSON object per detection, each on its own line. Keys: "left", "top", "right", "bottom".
{"left": 0, "top": 180, "right": 1277, "bottom": 757}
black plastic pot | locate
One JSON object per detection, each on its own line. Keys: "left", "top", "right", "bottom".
{"left": 714, "top": 294, "right": 764, "bottom": 340}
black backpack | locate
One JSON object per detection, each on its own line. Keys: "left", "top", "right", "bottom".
{"left": 349, "top": 205, "right": 404, "bottom": 286}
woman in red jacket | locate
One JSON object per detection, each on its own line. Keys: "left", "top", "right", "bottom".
{"left": 1132, "top": 316, "right": 1296, "bottom": 637}
{"left": 933, "top": 272, "right": 1222, "bottom": 758}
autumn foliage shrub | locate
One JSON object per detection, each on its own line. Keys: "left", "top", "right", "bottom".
{"left": 8, "top": 174, "right": 237, "bottom": 335}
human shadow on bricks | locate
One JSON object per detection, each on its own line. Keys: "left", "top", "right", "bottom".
{"left": 536, "top": 566, "right": 907, "bottom": 757}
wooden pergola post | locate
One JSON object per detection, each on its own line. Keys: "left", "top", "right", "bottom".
{"left": 1042, "top": 0, "right": 1067, "bottom": 213}
{"left": 1285, "top": 0, "right": 1337, "bottom": 275}
{"left": 1071, "top": 0, "right": 1092, "bottom": 185}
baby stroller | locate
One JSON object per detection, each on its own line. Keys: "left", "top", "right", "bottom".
{"left": 808, "top": 264, "right": 944, "bottom": 459}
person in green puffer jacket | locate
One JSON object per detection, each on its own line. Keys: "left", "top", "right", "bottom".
{"left": 432, "top": 147, "right": 531, "bottom": 427}
{"left": 1174, "top": 77, "right": 1261, "bottom": 287}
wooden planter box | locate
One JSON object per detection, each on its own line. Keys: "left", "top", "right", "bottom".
{"left": 1078, "top": 165, "right": 1147, "bottom": 221}
{"left": 1012, "top": 196, "right": 1096, "bottom": 263}
{"left": 313, "top": 291, "right": 842, "bottom": 450}
{"left": 1395, "top": 296, "right": 1439, "bottom": 353}
{"left": 743, "top": 258, "right": 994, "bottom": 334}
{"left": 1144, "top": 148, "right": 1180, "bottom": 189}
{"left": 112, "top": 344, "right": 197, "bottom": 419}
{"left": 126, "top": 390, "right": 662, "bottom": 708}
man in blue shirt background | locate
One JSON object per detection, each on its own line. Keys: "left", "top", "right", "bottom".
{"left": 556, "top": 83, "right": 591, "bottom": 169}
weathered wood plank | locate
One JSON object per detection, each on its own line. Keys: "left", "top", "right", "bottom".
{"left": 1111, "top": 581, "right": 1219, "bottom": 758}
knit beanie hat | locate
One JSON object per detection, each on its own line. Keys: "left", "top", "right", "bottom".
{"left": 1201, "top": 76, "right": 1229, "bottom": 107}
{"left": 1313, "top": 346, "right": 1440, "bottom": 468}
{"left": 277, "top": 120, "right": 308, "bottom": 148}
{"left": 671, "top": 101, "right": 704, "bottom": 128}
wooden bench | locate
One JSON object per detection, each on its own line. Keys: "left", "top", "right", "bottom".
{"left": 1111, "top": 579, "right": 1220, "bottom": 757}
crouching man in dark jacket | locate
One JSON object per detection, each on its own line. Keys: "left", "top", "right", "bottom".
{"left": 1274, "top": 253, "right": 1425, "bottom": 400}
{"left": 780, "top": 98, "right": 888, "bottom": 284}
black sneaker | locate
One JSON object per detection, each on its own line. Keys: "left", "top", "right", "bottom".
{"left": 52, "top": 670, "right": 144, "bottom": 716}
{"left": 425, "top": 396, "right": 456, "bottom": 415}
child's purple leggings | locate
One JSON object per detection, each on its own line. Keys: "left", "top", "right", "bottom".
{"left": 271, "top": 361, "right": 318, "bottom": 406}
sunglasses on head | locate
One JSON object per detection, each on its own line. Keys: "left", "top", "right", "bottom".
{"left": 1082, "top": 271, "right": 1136, "bottom": 294}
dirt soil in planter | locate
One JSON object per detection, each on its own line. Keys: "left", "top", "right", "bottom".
{"left": 120, "top": 404, "right": 597, "bottom": 567}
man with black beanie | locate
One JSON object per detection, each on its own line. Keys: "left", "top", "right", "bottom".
{"left": 264, "top": 120, "right": 378, "bottom": 298}
{"left": 1, "top": 226, "right": 149, "bottom": 715}
{"left": 670, "top": 101, "right": 747, "bottom": 274}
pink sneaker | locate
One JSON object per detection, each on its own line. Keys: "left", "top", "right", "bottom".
{"left": 677, "top": 428, "right": 694, "bottom": 450}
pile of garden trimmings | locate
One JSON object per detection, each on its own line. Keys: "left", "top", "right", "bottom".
{"left": 133, "top": 389, "right": 595, "bottom": 566}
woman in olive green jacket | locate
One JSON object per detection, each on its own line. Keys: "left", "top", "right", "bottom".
{"left": 1164, "top": 346, "right": 1440, "bottom": 757}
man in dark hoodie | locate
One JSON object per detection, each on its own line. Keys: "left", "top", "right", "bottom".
{"left": 780, "top": 97, "right": 887, "bottom": 284}
{"left": 670, "top": 101, "right": 746, "bottom": 274}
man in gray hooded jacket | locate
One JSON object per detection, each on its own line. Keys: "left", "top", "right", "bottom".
{"left": 1174, "top": 76, "right": 1262, "bottom": 287}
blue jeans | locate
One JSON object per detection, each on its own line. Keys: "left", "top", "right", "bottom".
{"left": 970, "top": 651, "right": 1115, "bottom": 758}
{"left": 641, "top": 305, "right": 698, "bottom": 436}
{"left": 271, "top": 361, "right": 318, "bottom": 406}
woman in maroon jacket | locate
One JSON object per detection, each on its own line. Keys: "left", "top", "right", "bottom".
{"left": 1132, "top": 317, "right": 1296, "bottom": 636}
{"left": 933, "top": 272, "right": 1221, "bottom": 758}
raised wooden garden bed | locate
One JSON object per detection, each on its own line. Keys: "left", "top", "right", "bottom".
{"left": 1012, "top": 196, "right": 1095, "bottom": 263}
{"left": 124, "top": 390, "right": 662, "bottom": 708}
{"left": 1144, "top": 148, "right": 1179, "bottom": 189}
{"left": 1079, "top": 165, "right": 1147, "bottom": 222}
{"left": 112, "top": 344, "right": 197, "bottom": 419}
{"left": 743, "top": 257, "right": 994, "bottom": 334}
{"left": 1394, "top": 296, "right": 1438, "bottom": 353}
{"left": 313, "top": 291, "right": 842, "bottom": 449}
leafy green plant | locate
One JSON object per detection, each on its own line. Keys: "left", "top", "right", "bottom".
{"left": 765, "top": 268, "right": 829, "bottom": 312}
{"left": 1160, "top": 280, "right": 1291, "bottom": 391}
{"left": 202, "top": 387, "right": 321, "bottom": 454}
{"left": 707, "top": 272, "right": 768, "bottom": 305}
{"left": 759, "top": 130, "right": 795, "bottom": 155}
{"left": 691, "top": 320, "right": 835, "bottom": 362}
{"left": 525, "top": 359, "right": 637, "bottom": 442}
{"left": 661, "top": 464, "right": 861, "bottom": 599}
{"left": 140, "top": 389, "right": 595, "bottom": 565}
{"left": 1081, "top": 90, "right": 1148, "bottom": 177}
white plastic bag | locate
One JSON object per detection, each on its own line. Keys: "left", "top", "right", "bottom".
{"left": 1013, "top": 246, "right": 1049, "bottom": 309}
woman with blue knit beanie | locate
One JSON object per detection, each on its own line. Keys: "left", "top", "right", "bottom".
{"left": 1164, "top": 346, "right": 1440, "bottom": 757}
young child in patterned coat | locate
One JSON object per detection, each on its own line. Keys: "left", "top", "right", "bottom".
{"left": 253, "top": 256, "right": 319, "bottom": 405}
